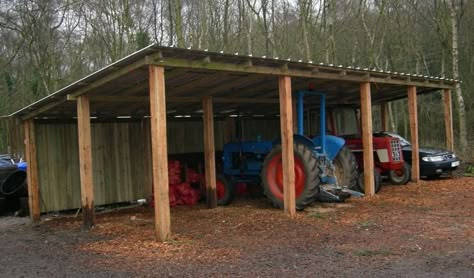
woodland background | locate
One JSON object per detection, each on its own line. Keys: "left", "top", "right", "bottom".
{"left": 0, "top": 0, "right": 472, "bottom": 157}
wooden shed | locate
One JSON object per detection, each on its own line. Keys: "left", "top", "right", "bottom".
{"left": 8, "top": 45, "right": 456, "bottom": 241}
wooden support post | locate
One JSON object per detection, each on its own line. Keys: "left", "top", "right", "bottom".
{"left": 278, "top": 76, "right": 296, "bottom": 217}
{"left": 380, "top": 102, "right": 388, "bottom": 132}
{"left": 408, "top": 86, "right": 420, "bottom": 182}
{"left": 292, "top": 98, "right": 298, "bottom": 133}
{"left": 149, "top": 65, "right": 171, "bottom": 241}
{"left": 203, "top": 96, "right": 217, "bottom": 209}
{"left": 76, "top": 96, "right": 94, "bottom": 229}
{"left": 360, "top": 82, "right": 375, "bottom": 196}
{"left": 225, "top": 117, "right": 235, "bottom": 143}
{"left": 24, "top": 120, "right": 40, "bottom": 222}
{"left": 443, "top": 89, "right": 454, "bottom": 151}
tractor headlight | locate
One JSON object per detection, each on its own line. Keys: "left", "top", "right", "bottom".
{"left": 422, "top": 156, "right": 444, "bottom": 162}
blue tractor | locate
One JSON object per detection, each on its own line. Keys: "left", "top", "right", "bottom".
{"left": 217, "top": 91, "right": 361, "bottom": 210}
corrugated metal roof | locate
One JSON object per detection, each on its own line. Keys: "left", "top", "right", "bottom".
{"left": 9, "top": 44, "right": 458, "bottom": 119}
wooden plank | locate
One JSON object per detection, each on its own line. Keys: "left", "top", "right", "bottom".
{"left": 148, "top": 57, "right": 454, "bottom": 89}
{"left": 278, "top": 76, "right": 296, "bottom": 217}
{"left": 149, "top": 65, "right": 171, "bottom": 242}
{"left": 443, "top": 89, "right": 454, "bottom": 151}
{"left": 34, "top": 121, "right": 149, "bottom": 213}
{"left": 292, "top": 98, "right": 297, "bottom": 133}
{"left": 225, "top": 117, "right": 235, "bottom": 143}
{"left": 380, "top": 102, "right": 388, "bottom": 131}
{"left": 360, "top": 82, "right": 375, "bottom": 196}
{"left": 76, "top": 96, "right": 95, "bottom": 229}
{"left": 23, "top": 120, "right": 40, "bottom": 222}
{"left": 167, "top": 72, "right": 230, "bottom": 96}
{"left": 142, "top": 118, "right": 153, "bottom": 197}
{"left": 408, "top": 86, "right": 420, "bottom": 182}
{"left": 71, "top": 58, "right": 150, "bottom": 98}
{"left": 84, "top": 95, "right": 279, "bottom": 104}
{"left": 203, "top": 96, "right": 217, "bottom": 208}
{"left": 21, "top": 99, "right": 67, "bottom": 121}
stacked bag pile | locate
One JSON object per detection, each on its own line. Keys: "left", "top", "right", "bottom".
{"left": 151, "top": 160, "right": 201, "bottom": 207}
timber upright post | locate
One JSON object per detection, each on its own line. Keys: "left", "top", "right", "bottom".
{"left": 203, "top": 96, "right": 217, "bottom": 208}
{"left": 24, "top": 119, "right": 40, "bottom": 222}
{"left": 443, "top": 89, "right": 454, "bottom": 151}
{"left": 278, "top": 76, "right": 296, "bottom": 217}
{"left": 76, "top": 95, "right": 95, "bottom": 229}
{"left": 360, "top": 82, "right": 375, "bottom": 196}
{"left": 407, "top": 86, "right": 420, "bottom": 182}
{"left": 380, "top": 102, "right": 388, "bottom": 131}
{"left": 149, "top": 65, "right": 171, "bottom": 242}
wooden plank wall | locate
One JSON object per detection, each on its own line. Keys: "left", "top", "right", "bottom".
{"left": 1, "top": 118, "right": 24, "bottom": 157}
{"left": 33, "top": 118, "right": 281, "bottom": 212}
{"left": 166, "top": 120, "right": 226, "bottom": 153}
{"left": 35, "top": 121, "right": 150, "bottom": 212}
{"left": 241, "top": 119, "right": 280, "bottom": 141}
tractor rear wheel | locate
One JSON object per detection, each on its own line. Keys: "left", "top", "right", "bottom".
{"left": 216, "top": 175, "right": 234, "bottom": 206}
{"left": 261, "top": 142, "right": 320, "bottom": 210}
{"left": 333, "top": 145, "right": 359, "bottom": 190}
{"left": 357, "top": 169, "right": 382, "bottom": 193}
{"left": 388, "top": 162, "right": 411, "bottom": 185}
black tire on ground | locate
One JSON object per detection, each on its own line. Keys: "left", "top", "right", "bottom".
{"left": 216, "top": 175, "right": 234, "bottom": 206}
{"left": 0, "top": 171, "right": 27, "bottom": 197}
{"left": 261, "top": 142, "right": 320, "bottom": 210}
{"left": 388, "top": 162, "right": 411, "bottom": 185}
{"left": 357, "top": 169, "right": 382, "bottom": 194}
{"left": 333, "top": 145, "right": 359, "bottom": 190}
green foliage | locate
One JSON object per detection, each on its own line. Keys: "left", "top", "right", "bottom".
{"left": 465, "top": 164, "right": 474, "bottom": 177}
{"left": 136, "top": 31, "right": 151, "bottom": 50}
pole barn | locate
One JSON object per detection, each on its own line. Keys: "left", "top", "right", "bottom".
{"left": 8, "top": 45, "right": 456, "bottom": 241}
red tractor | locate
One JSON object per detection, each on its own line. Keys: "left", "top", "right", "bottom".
{"left": 327, "top": 108, "right": 411, "bottom": 192}
{"left": 343, "top": 135, "right": 410, "bottom": 188}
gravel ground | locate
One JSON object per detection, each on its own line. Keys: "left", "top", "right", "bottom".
{"left": 0, "top": 177, "right": 473, "bottom": 277}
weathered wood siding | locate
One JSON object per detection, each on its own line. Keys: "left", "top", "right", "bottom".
{"left": 1, "top": 118, "right": 24, "bottom": 156}
{"left": 36, "top": 121, "right": 151, "bottom": 212}
{"left": 34, "top": 118, "right": 280, "bottom": 212}
{"left": 241, "top": 119, "right": 280, "bottom": 141}
{"left": 166, "top": 120, "right": 227, "bottom": 153}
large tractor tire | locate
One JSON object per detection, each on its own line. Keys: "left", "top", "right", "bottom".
{"left": 388, "top": 162, "right": 411, "bottom": 185}
{"left": 357, "top": 169, "right": 382, "bottom": 194}
{"left": 216, "top": 175, "right": 234, "bottom": 206}
{"left": 261, "top": 142, "right": 320, "bottom": 210}
{"left": 333, "top": 145, "right": 359, "bottom": 190}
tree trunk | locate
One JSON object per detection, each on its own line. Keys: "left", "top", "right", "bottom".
{"left": 299, "top": 0, "right": 311, "bottom": 61}
{"left": 450, "top": 1, "right": 468, "bottom": 151}
{"left": 174, "top": 0, "right": 185, "bottom": 48}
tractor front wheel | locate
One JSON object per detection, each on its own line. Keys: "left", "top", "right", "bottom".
{"left": 357, "top": 169, "right": 382, "bottom": 194}
{"left": 261, "top": 142, "right": 320, "bottom": 210}
{"left": 388, "top": 162, "right": 411, "bottom": 185}
{"left": 333, "top": 145, "right": 359, "bottom": 190}
{"left": 216, "top": 175, "right": 234, "bottom": 206}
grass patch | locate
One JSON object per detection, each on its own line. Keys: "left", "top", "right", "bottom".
{"left": 353, "top": 249, "right": 392, "bottom": 257}
{"left": 412, "top": 205, "right": 432, "bottom": 212}
{"left": 358, "top": 220, "right": 377, "bottom": 229}
{"left": 307, "top": 211, "right": 328, "bottom": 219}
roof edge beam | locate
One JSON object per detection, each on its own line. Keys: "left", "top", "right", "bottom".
{"left": 80, "top": 95, "right": 279, "bottom": 104}
{"left": 146, "top": 57, "right": 453, "bottom": 89}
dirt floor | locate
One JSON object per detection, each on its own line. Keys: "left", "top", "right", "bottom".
{"left": 0, "top": 177, "right": 473, "bottom": 278}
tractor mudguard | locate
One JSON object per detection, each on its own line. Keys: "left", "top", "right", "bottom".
{"left": 272, "top": 134, "right": 315, "bottom": 150}
{"left": 311, "top": 135, "right": 345, "bottom": 161}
